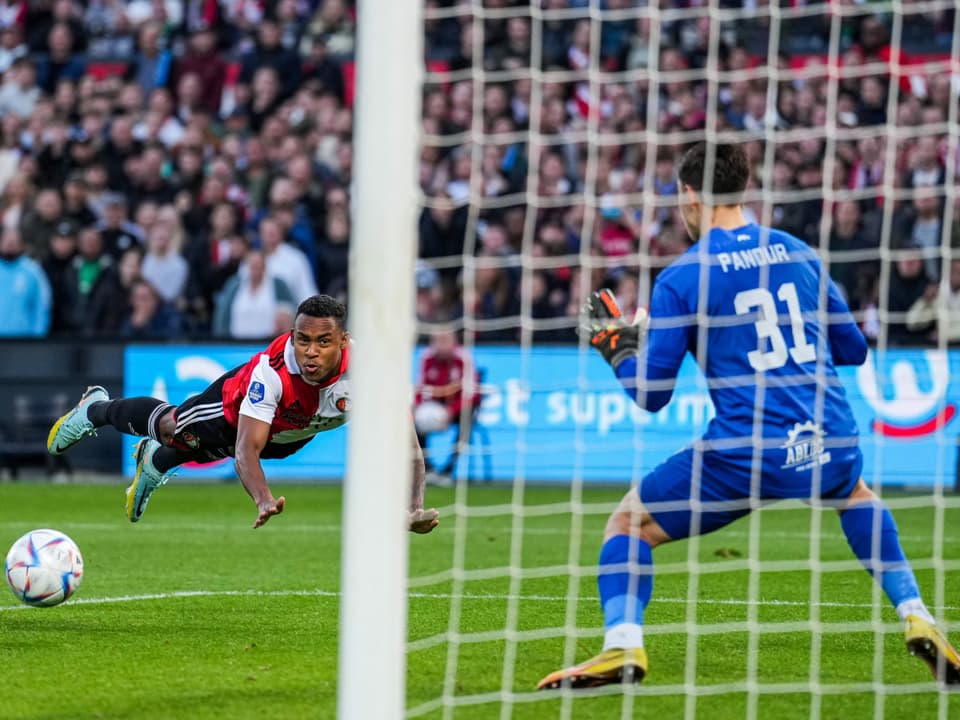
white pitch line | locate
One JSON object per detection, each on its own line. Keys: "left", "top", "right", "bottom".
{"left": 0, "top": 521, "right": 955, "bottom": 545}
{"left": 2, "top": 588, "right": 957, "bottom": 613}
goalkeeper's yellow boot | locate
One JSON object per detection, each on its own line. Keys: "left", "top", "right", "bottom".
{"left": 536, "top": 647, "right": 647, "bottom": 690}
{"left": 905, "top": 615, "right": 960, "bottom": 685}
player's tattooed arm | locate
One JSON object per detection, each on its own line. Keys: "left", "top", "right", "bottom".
{"left": 236, "top": 414, "right": 286, "bottom": 529}
{"left": 409, "top": 428, "right": 439, "bottom": 534}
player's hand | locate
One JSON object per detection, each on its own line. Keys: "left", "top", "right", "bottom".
{"left": 409, "top": 508, "right": 440, "bottom": 534}
{"left": 253, "top": 495, "right": 285, "bottom": 529}
{"left": 580, "top": 289, "right": 648, "bottom": 368}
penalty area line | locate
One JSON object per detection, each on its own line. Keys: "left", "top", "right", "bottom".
{"left": 2, "top": 588, "right": 958, "bottom": 613}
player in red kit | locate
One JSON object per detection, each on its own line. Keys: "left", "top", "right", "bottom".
{"left": 413, "top": 328, "right": 481, "bottom": 482}
{"left": 47, "top": 295, "right": 439, "bottom": 533}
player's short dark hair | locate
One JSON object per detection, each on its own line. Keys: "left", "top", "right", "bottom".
{"left": 677, "top": 142, "right": 750, "bottom": 202}
{"left": 296, "top": 294, "right": 346, "bottom": 329}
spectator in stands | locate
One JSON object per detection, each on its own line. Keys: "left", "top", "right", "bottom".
{"left": 857, "top": 75, "right": 888, "bottom": 126}
{"left": 60, "top": 171, "right": 97, "bottom": 229}
{"left": 304, "top": 0, "right": 355, "bottom": 57}
{"left": 0, "top": 226, "right": 51, "bottom": 337}
{"left": 212, "top": 248, "right": 296, "bottom": 339}
{"left": 127, "top": 143, "right": 176, "bottom": 208}
{"left": 101, "top": 114, "right": 142, "bottom": 190}
{"left": 903, "top": 136, "right": 946, "bottom": 190}
{"left": 893, "top": 189, "right": 945, "bottom": 281}
{"left": 184, "top": 201, "right": 240, "bottom": 318}
{"left": 827, "top": 200, "right": 876, "bottom": 309}
{"left": 419, "top": 192, "right": 468, "bottom": 277}
{"left": 141, "top": 209, "right": 188, "bottom": 306}
{"left": 467, "top": 252, "right": 520, "bottom": 342}
{"left": 95, "top": 192, "right": 143, "bottom": 259}
{"left": 316, "top": 208, "right": 349, "bottom": 300}
{"left": 887, "top": 250, "right": 932, "bottom": 346}
{"left": 240, "top": 17, "right": 301, "bottom": 99}
{"left": 0, "top": 56, "right": 38, "bottom": 118}
{"left": 907, "top": 259, "right": 960, "bottom": 346}
{"left": 414, "top": 328, "right": 481, "bottom": 482}
{"left": 120, "top": 278, "right": 182, "bottom": 340}
{"left": 0, "top": 26, "right": 28, "bottom": 75}
{"left": 265, "top": 176, "right": 317, "bottom": 270}
{"left": 300, "top": 33, "right": 345, "bottom": 101}
{"left": 18, "top": 187, "right": 62, "bottom": 260}
{"left": 528, "top": 268, "right": 569, "bottom": 342}
{"left": 87, "top": 246, "right": 143, "bottom": 336}
{"left": 35, "top": 22, "right": 84, "bottom": 94}
{"left": 0, "top": 169, "right": 30, "bottom": 230}
{"left": 173, "top": 27, "right": 225, "bottom": 115}
{"left": 41, "top": 220, "right": 76, "bottom": 333}
{"left": 127, "top": 21, "right": 171, "bottom": 102}
{"left": 62, "top": 225, "right": 115, "bottom": 330}
{"left": 258, "top": 214, "right": 317, "bottom": 304}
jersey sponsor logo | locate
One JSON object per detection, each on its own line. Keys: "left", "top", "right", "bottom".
{"left": 780, "top": 421, "right": 831, "bottom": 472}
{"left": 279, "top": 408, "right": 312, "bottom": 426}
{"left": 856, "top": 350, "right": 957, "bottom": 438}
{"left": 336, "top": 397, "right": 349, "bottom": 413}
{"left": 716, "top": 243, "right": 789, "bottom": 273}
{"left": 249, "top": 381, "right": 265, "bottom": 404}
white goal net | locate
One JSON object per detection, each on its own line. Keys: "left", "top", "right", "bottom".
{"left": 402, "top": 1, "right": 960, "bottom": 718}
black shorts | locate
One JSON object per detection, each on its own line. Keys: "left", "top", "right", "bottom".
{"left": 170, "top": 368, "right": 312, "bottom": 464}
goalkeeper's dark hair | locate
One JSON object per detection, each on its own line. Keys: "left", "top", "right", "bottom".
{"left": 677, "top": 142, "right": 750, "bottom": 203}
{"left": 296, "top": 294, "right": 347, "bottom": 330}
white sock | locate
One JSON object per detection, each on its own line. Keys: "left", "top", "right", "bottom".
{"left": 602, "top": 623, "right": 644, "bottom": 651}
{"left": 896, "top": 598, "right": 935, "bottom": 624}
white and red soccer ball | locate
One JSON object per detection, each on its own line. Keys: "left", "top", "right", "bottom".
{"left": 4, "top": 529, "right": 84, "bottom": 607}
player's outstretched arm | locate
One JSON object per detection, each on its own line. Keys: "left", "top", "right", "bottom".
{"left": 236, "top": 414, "right": 285, "bottom": 529}
{"left": 582, "top": 288, "right": 686, "bottom": 413}
{"left": 826, "top": 279, "right": 868, "bottom": 366}
{"left": 409, "top": 428, "right": 439, "bottom": 534}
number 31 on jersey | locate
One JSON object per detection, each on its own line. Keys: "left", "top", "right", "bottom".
{"left": 734, "top": 282, "right": 816, "bottom": 372}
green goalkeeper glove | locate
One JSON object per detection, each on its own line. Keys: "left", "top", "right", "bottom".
{"left": 581, "top": 289, "right": 649, "bottom": 369}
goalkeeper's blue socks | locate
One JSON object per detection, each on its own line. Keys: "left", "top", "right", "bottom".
{"left": 840, "top": 501, "right": 934, "bottom": 622}
{"left": 597, "top": 534, "right": 653, "bottom": 650}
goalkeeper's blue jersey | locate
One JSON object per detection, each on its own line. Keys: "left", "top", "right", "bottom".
{"left": 616, "top": 222, "right": 867, "bottom": 477}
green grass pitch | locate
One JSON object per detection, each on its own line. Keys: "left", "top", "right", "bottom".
{"left": 1, "top": 483, "right": 959, "bottom": 719}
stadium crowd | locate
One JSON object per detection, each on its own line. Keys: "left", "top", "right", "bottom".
{"left": 0, "top": 1, "right": 957, "bottom": 347}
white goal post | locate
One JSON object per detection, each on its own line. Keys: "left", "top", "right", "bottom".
{"left": 339, "top": 0, "right": 423, "bottom": 718}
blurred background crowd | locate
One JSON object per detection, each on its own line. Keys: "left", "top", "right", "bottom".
{"left": 0, "top": 1, "right": 958, "bottom": 347}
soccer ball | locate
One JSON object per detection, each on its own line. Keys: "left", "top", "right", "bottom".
{"left": 415, "top": 401, "right": 452, "bottom": 434}
{"left": 4, "top": 529, "right": 84, "bottom": 607}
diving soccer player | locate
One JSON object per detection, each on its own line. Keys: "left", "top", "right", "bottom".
{"left": 47, "top": 294, "right": 439, "bottom": 533}
{"left": 537, "top": 143, "right": 960, "bottom": 689}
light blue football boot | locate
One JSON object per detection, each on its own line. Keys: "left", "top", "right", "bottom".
{"left": 47, "top": 386, "right": 110, "bottom": 455}
{"left": 125, "top": 438, "right": 176, "bottom": 522}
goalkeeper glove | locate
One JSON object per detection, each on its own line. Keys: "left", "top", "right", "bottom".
{"left": 581, "top": 289, "right": 649, "bottom": 369}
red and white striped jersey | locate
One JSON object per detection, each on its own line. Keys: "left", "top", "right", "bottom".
{"left": 221, "top": 333, "right": 350, "bottom": 444}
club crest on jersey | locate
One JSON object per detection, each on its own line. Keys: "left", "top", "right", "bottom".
{"left": 780, "top": 421, "right": 831, "bottom": 472}
{"left": 249, "top": 381, "right": 265, "bottom": 404}
{"left": 336, "top": 397, "right": 349, "bottom": 413}
{"left": 180, "top": 431, "right": 199, "bottom": 449}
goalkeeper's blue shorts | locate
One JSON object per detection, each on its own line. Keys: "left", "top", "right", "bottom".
{"left": 637, "top": 444, "right": 863, "bottom": 540}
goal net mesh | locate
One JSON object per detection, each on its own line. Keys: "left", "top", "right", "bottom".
{"left": 406, "top": 1, "right": 960, "bottom": 717}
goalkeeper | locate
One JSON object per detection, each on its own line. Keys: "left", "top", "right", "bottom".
{"left": 538, "top": 143, "right": 960, "bottom": 690}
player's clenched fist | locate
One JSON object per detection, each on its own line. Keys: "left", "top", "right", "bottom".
{"left": 581, "top": 289, "right": 648, "bottom": 369}
{"left": 409, "top": 508, "right": 440, "bottom": 534}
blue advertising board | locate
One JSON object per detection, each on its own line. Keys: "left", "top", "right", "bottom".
{"left": 124, "top": 345, "right": 960, "bottom": 487}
